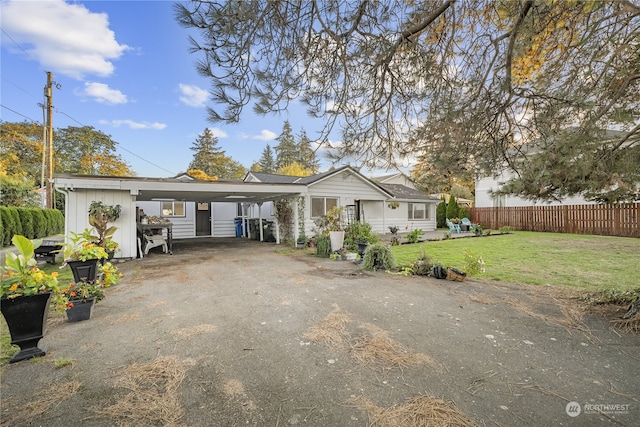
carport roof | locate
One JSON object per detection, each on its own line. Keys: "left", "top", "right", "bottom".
{"left": 53, "top": 174, "right": 303, "bottom": 204}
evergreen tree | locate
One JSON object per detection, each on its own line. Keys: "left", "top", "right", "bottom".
{"left": 446, "top": 194, "right": 459, "bottom": 220}
{"left": 257, "top": 144, "right": 276, "bottom": 173}
{"left": 188, "top": 128, "right": 246, "bottom": 179}
{"left": 274, "top": 121, "right": 297, "bottom": 169}
{"left": 297, "top": 129, "right": 320, "bottom": 173}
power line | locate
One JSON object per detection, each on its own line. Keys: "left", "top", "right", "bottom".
{"left": 1, "top": 28, "right": 37, "bottom": 62}
{"left": 0, "top": 104, "right": 41, "bottom": 123}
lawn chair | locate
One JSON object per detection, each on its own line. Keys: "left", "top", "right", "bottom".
{"left": 446, "top": 218, "right": 461, "bottom": 233}
{"left": 461, "top": 217, "right": 473, "bottom": 232}
{"left": 143, "top": 232, "right": 168, "bottom": 255}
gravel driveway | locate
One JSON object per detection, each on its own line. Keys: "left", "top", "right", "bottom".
{"left": 1, "top": 238, "right": 638, "bottom": 426}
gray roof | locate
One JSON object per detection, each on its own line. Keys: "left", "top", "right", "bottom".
{"left": 246, "top": 171, "right": 301, "bottom": 184}
{"left": 379, "top": 183, "right": 438, "bottom": 201}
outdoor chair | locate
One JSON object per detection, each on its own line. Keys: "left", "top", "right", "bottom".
{"left": 143, "top": 232, "right": 168, "bottom": 255}
{"left": 446, "top": 218, "right": 461, "bottom": 233}
{"left": 461, "top": 217, "right": 473, "bottom": 232}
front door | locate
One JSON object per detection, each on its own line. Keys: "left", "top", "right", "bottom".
{"left": 195, "top": 202, "right": 212, "bottom": 236}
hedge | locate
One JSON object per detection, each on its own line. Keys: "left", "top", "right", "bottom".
{"left": 0, "top": 207, "right": 64, "bottom": 246}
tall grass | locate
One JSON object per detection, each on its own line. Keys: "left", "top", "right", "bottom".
{"left": 392, "top": 231, "right": 640, "bottom": 291}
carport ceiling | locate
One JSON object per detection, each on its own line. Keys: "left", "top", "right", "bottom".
{"left": 53, "top": 175, "right": 303, "bottom": 204}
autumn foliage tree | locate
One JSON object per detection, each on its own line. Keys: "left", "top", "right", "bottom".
{"left": 176, "top": 1, "right": 640, "bottom": 203}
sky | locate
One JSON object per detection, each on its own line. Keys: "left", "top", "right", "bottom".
{"left": 1, "top": 0, "right": 358, "bottom": 178}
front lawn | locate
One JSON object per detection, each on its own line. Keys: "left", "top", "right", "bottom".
{"left": 391, "top": 231, "right": 640, "bottom": 292}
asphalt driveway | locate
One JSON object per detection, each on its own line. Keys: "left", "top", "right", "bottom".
{"left": 1, "top": 238, "right": 638, "bottom": 426}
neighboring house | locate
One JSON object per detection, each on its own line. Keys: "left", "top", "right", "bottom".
{"left": 475, "top": 170, "right": 597, "bottom": 207}
{"left": 246, "top": 166, "right": 439, "bottom": 237}
{"left": 373, "top": 172, "right": 417, "bottom": 189}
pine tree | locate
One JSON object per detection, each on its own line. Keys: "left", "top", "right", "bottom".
{"left": 297, "top": 129, "right": 320, "bottom": 173}
{"left": 188, "top": 128, "right": 246, "bottom": 179}
{"left": 257, "top": 144, "right": 276, "bottom": 173}
{"left": 274, "top": 121, "right": 298, "bottom": 169}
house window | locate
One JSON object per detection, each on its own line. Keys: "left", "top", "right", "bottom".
{"left": 408, "top": 203, "right": 428, "bottom": 220}
{"left": 162, "top": 201, "right": 185, "bottom": 217}
{"left": 311, "top": 197, "right": 338, "bottom": 217}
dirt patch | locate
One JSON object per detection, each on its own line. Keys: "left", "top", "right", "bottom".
{"left": 1, "top": 381, "right": 81, "bottom": 426}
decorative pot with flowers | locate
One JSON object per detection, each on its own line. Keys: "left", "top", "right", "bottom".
{"left": 0, "top": 235, "right": 66, "bottom": 363}
{"left": 62, "top": 282, "right": 105, "bottom": 322}
{"left": 323, "top": 206, "right": 345, "bottom": 252}
{"left": 61, "top": 230, "right": 108, "bottom": 283}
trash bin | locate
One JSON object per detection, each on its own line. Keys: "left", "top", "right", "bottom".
{"left": 234, "top": 217, "right": 243, "bottom": 237}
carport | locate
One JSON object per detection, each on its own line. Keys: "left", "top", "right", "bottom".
{"left": 53, "top": 174, "right": 304, "bottom": 259}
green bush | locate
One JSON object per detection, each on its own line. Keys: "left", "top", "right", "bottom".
{"left": 446, "top": 195, "right": 459, "bottom": 219}
{"left": 16, "top": 208, "right": 35, "bottom": 239}
{"left": 436, "top": 201, "right": 446, "bottom": 228}
{"left": 315, "top": 235, "right": 330, "bottom": 258}
{"left": 0, "top": 207, "right": 15, "bottom": 246}
{"left": 405, "top": 228, "right": 423, "bottom": 244}
{"left": 31, "top": 209, "right": 46, "bottom": 238}
{"left": 458, "top": 206, "right": 469, "bottom": 220}
{"left": 343, "top": 222, "right": 379, "bottom": 250}
{"left": 7, "top": 208, "right": 21, "bottom": 242}
{"left": 362, "top": 243, "right": 396, "bottom": 271}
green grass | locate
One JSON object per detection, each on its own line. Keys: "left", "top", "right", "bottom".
{"left": 392, "top": 231, "right": 640, "bottom": 291}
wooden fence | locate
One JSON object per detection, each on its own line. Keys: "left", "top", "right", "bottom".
{"left": 469, "top": 203, "right": 640, "bottom": 238}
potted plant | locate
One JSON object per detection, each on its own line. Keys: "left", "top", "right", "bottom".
{"left": 62, "top": 260, "right": 121, "bottom": 322}
{"left": 61, "top": 229, "right": 108, "bottom": 284}
{"left": 62, "top": 282, "right": 105, "bottom": 322}
{"left": 0, "top": 235, "right": 66, "bottom": 363}
{"left": 87, "top": 201, "right": 121, "bottom": 259}
{"left": 324, "top": 206, "right": 344, "bottom": 252}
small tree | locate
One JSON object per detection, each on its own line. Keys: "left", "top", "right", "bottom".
{"left": 436, "top": 199, "right": 446, "bottom": 228}
{"left": 446, "top": 195, "right": 459, "bottom": 220}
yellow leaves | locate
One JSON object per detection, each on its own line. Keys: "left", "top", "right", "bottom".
{"left": 186, "top": 169, "right": 218, "bottom": 181}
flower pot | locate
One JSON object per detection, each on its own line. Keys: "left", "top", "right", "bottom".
{"left": 66, "top": 298, "right": 95, "bottom": 322}
{"left": 357, "top": 242, "right": 369, "bottom": 257}
{"left": 329, "top": 231, "right": 345, "bottom": 252}
{"left": 67, "top": 259, "right": 99, "bottom": 283}
{"left": 0, "top": 293, "right": 51, "bottom": 363}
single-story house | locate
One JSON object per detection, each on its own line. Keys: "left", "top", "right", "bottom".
{"left": 53, "top": 166, "right": 438, "bottom": 259}
{"left": 244, "top": 166, "right": 439, "bottom": 237}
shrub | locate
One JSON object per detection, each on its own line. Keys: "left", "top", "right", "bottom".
{"left": 0, "top": 207, "right": 17, "bottom": 246}
{"left": 446, "top": 195, "right": 459, "bottom": 219}
{"left": 315, "top": 235, "right": 330, "bottom": 258}
{"left": 344, "top": 222, "right": 379, "bottom": 250}
{"left": 362, "top": 243, "right": 396, "bottom": 271}
{"left": 436, "top": 200, "right": 446, "bottom": 228}
{"left": 405, "top": 228, "right": 423, "bottom": 244}
{"left": 31, "top": 209, "right": 46, "bottom": 238}
{"left": 499, "top": 225, "right": 513, "bottom": 234}
{"left": 16, "top": 208, "right": 35, "bottom": 239}
{"left": 463, "top": 249, "right": 485, "bottom": 276}
{"left": 411, "top": 251, "right": 433, "bottom": 275}
{"left": 458, "top": 206, "right": 469, "bottom": 220}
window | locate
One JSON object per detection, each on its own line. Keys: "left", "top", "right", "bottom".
{"left": 162, "top": 201, "right": 185, "bottom": 217}
{"left": 408, "top": 203, "right": 428, "bottom": 220}
{"left": 311, "top": 197, "right": 338, "bottom": 217}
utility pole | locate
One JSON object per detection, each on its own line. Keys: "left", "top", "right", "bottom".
{"left": 44, "top": 72, "right": 54, "bottom": 209}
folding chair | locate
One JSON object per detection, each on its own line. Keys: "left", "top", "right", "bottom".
{"left": 446, "top": 218, "right": 461, "bottom": 233}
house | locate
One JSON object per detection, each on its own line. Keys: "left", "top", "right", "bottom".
{"left": 373, "top": 172, "right": 417, "bottom": 189}
{"left": 52, "top": 167, "right": 439, "bottom": 259}
{"left": 246, "top": 166, "right": 439, "bottom": 238}
{"left": 475, "top": 170, "right": 597, "bottom": 207}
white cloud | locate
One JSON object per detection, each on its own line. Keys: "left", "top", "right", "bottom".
{"left": 178, "top": 84, "right": 209, "bottom": 107}
{"left": 100, "top": 119, "right": 166, "bottom": 130}
{"left": 207, "top": 127, "right": 228, "bottom": 138}
{"left": 81, "top": 82, "right": 127, "bottom": 104}
{"left": 1, "top": 0, "right": 129, "bottom": 79}
{"left": 251, "top": 130, "right": 277, "bottom": 141}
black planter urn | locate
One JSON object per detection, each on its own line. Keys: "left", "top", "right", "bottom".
{"left": 67, "top": 259, "right": 99, "bottom": 283}
{"left": 357, "top": 242, "right": 369, "bottom": 257}
{"left": 66, "top": 298, "right": 95, "bottom": 322}
{"left": 0, "top": 293, "right": 52, "bottom": 363}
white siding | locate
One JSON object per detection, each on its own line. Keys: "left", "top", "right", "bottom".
{"left": 476, "top": 173, "right": 596, "bottom": 208}
{"left": 63, "top": 189, "right": 137, "bottom": 259}
{"left": 212, "top": 203, "right": 238, "bottom": 237}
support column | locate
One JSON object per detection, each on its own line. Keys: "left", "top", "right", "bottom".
{"left": 293, "top": 198, "right": 299, "bottom": 243}
{"left": 242, "top": 203, "right": 248, "bottom": 238}
{"left": 258, "top": 202, "right": 264, "bottom": 242}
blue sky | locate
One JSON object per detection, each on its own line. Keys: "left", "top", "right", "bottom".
{"left": 1, "top": 0, "right": 348, "bottom": 178}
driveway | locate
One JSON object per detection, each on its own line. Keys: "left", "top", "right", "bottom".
{"left": 1, "top": 238, "right": 638, "bottom": 426}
